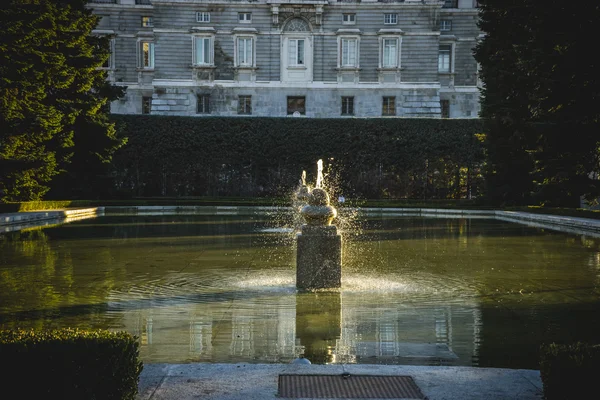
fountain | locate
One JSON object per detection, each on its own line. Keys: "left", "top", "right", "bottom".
{"left": 295, "top": 160, "right": 342, "bottom": 290}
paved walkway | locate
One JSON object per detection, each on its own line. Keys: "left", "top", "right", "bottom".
{"left": 137, "top": 363, "right": 543, "bottom": 400}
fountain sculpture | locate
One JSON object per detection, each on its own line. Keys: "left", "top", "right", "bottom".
{"left": 295, "top": 160, "right": 342, "bottom": 290}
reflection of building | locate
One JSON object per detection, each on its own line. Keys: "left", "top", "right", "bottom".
{"left": 334, "top": 301, "right": 481, "bottom": 365}
{"left": 118, "top": 290, "right": 480, "bottom": 365}
{"left": 88, "top": 0, "right": 481, "bottom": 118}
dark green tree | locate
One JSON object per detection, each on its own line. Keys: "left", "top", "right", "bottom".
{"left": 475, "top": 0, "right": 600, "bottom": 207}
{"left": 0, "top": 0, "right": 125, "bottom": 202}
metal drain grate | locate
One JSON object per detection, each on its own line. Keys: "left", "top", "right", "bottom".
{"left": 278, "top": 374, "right": 426, "bottom": 399}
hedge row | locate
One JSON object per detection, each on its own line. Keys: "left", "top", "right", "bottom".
{"left": 539, "top": 342, "right": 600, "bottom": 400}
{"left": 0, "top": 328, "right": 143, "bottom": 399}
{"left": 101, "top": 116, "right": 484, "bottom": 200}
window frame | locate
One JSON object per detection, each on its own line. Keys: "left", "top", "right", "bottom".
{"left": 192, "top": 35, "right": 214, "bottom": 66}
{"left": 441, "top": 99, "right": 450, "bottom": 118}
{"left": 338, "top": 36, "right": 360, "bottom": 68}
{"left": 142, "top": 96, "right": 152, "bottom": 114}
{"left": 342, "top": 13, "right": 356, "bottom": 25}
{"left": 341, "top": 96, "right": 354, "bottom": 116}
{"left": 234, "top": 35, "right": 255, "bottom": 67}
{"left": 197, "top": 94, "right": 211, "bottom": 114}
{"left": 440, "top": 19, "right": 452, "bottom": 31}
{"left": 287, "top": 38, "right": 306, "bottom": 67}
{"left": 287, "top": 96, "right": 306, "bottom": 116}
{"left": 196, "top": 12, "right": 210, "bottom": 23}
{"left": 139, "top": 40, "right": 155, "bottom": 69}
{"left": 238, "top": 12, "right": 252, "bottom": 23}
{"left": 379, "top": 36, "right": 400, "bottom": 69}
{"left": 438, "top": 43, "right": 453, "bottom": 73}
{"left": 382, "top": 96, "right": 396, "bottom": 116}
{"left": 99, "top": 37, "right": 115, "bottom": 69}
{"left": 238, "top": 95, "right": 252, "bottom": 115}
{"left": 384, "top": 13, "right": 397, "bottom": 25}
{"left": 141, "top": 16, "right": 153, "bottom": 28}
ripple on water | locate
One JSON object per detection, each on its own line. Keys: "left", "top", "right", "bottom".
{"left": 340, "top": 273, "right": 478, "bottom": 304}
{"left": 232, "top": 273, "right": 296, "bottom": 294}
{"left": 257, "top": 227, "right": 296, "bottom": 234}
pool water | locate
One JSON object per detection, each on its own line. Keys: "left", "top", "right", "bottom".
{"left": 1, "top": 213, "right": 599, "bottom": 369}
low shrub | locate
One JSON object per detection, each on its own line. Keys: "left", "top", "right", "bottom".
{"left": 539, "top": 342, "right": 600, "bottom": 400}
{"left": 0, "top": 328, "right": 143, "bottom": 400}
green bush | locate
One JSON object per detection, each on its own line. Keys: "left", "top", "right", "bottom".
{"left": 539, "top": 342, "right": 600, "bottom": 400}
{"left": 102, "top": 116, "right": 485, "bottom": 200}
{"left": 0, "top": 328, "right": 143, "bottom": 400}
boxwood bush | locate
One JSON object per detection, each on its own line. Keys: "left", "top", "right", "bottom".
{"left": 101, "top": 116, "right": 484, "bottom": 200}
{"left": 539, "top": 342, "right": 600, "bottom": 400}
{"left": 0, "top": 328, "right": 143, "bottom": 400}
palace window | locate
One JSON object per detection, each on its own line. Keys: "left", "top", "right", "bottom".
{"left": 238, "top": 12, "right": 252, "bottom": 23}
{"left": 193, "top": 36, "right": 213, "bottom": 65}
{"left": 440, "top": 20, "right": 452, "bottom": 31}
{"left": 382, "top": 96, "right": 396, "bottom": 116}
{"left": 197, "top": 94, "right": 210, "bottom": 114}
{"left": 196, "top": 12, "right": 210, "bottom": 23}
{"left": 439, "top": 44, "right": 452, "bottom": 72}
{"left": 140, "top": 41, "right": 154, "bottom": 68}
{"left": 99, "top": 38, "right": 115, "bottom": 69}
{"left": 142, "top": 16, "right": 153, "bottom": 27}
{"left": 142, "top": 97, "right": 152, "bottom": 114}
{"left": 288, "top": 39, "right": 305, "bottom": 66}
{"left": 384, "top": 14, "right": 397, "bottom": 25}
{"left": 238, "top": 95, "right": 252, "bottom": 115}
{"left": 441, "top": 100, "right": 450, "bottom": 118}
{"left": 287, "top": 96, "right": 306, "bottom": 115}
{"left": 342, "top": 14, "right": 356, "bottom": 25}
{"left": 236, "top": 37, "right": 253, "bottom": 67}
{"left": 341, "top": 96, "right": 354, "bottom": 116}
{"left": 340, "top": 38, "right": 359, "bottom": 67}
{"left": 381, "top": 38, "right": 399, "bottom": 68}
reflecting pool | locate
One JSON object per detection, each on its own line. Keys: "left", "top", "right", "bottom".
{"left": 1, "top": 214, "right": 599, "bottom": 369}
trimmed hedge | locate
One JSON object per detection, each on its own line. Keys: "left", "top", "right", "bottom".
{"left": 0, "top": 328, "right": 143, "bottom": 400}
{"left": 539, "top": 342, "right": 600, "bottom": 400}
{"left": 103, "top": 116, "right": 485, "bottom": 200}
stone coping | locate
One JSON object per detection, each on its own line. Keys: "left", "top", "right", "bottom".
{"left": 0, "top": 208, "right": 101, "bottom": 233}
{"left": 2, "top": 205, "right": 600, "bottom": 237}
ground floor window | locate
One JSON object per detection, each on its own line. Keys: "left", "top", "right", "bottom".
{"left": 382, "top": 96, "right": 395, "bottom": 116}
{"left": 142, "top": 96, "right": 152, "bottom": 114}
{"left": 287, "top": 96, "right": 305, "bottom": 115}
{"left": 441, "top": 99, "right": 450, "bottom": 118}
{"left": 341, "top": 96, "right": 354, "bottom": 116}
{"left": 197, "top": 94, "right": 210, "bottom": 114}
{"left": 238, "top": 95, "right": 252, "bottom": 115}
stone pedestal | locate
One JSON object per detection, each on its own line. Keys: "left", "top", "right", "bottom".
{"left": 296, "top": 225, "right": 342, "bottom": 290}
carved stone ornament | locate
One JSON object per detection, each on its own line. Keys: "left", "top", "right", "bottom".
{"left": 273, "top": 6, "right": 321, "bottom": 28}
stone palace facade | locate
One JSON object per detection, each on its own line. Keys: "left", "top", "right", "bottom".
{"left": 89, "top": 0, "right": 481, "bottom": 118}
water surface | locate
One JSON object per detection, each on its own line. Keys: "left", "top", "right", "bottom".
{"left": 1, "top": 214, "right": 599, "bottom": 369}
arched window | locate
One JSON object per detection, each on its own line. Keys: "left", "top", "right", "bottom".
{"left": 284, "top": 18, "right": 309, "bottom": 32}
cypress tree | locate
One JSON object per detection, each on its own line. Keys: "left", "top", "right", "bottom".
{"left": 0, "top": 0, "right": 125, "bottom": 202}
{"left": 475, "top": 0, "right": 600, "bottom": 207}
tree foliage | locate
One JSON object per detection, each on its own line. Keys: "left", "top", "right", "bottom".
{"left": 475, "top": 0, "right": 600, "bottom": 207}
{"left": 0, "top": 0, "right": 125, "bottom": 202}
